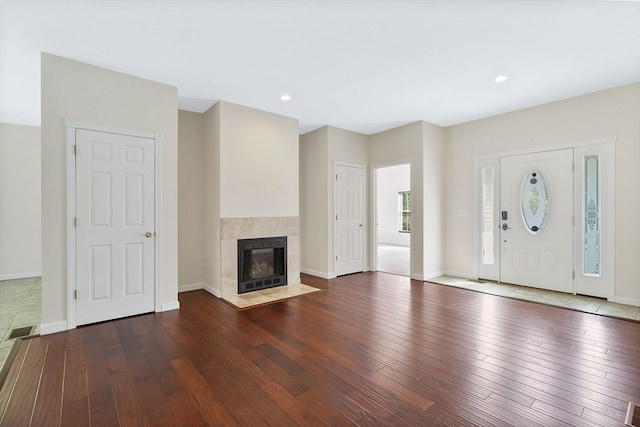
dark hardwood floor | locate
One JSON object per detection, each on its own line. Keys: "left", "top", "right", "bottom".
{"left": 1, "top": 272, "right": 639, "bottom": 426}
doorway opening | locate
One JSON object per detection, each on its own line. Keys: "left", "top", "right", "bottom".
{"left": 374, "top": 163, "right": 411, "bottom": 277}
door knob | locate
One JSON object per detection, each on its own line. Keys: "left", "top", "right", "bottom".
{"left": 145, "top": 231, "right": 154, "bottom": 238}
{"left": 502, "top": 223, "right": 511, "bottom": 231}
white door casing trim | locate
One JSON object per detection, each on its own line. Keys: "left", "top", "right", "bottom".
{"left": 65, "top": 119, "right": 163, "bottom": 330}
{"left": 474, "top": 135, "right": 617, "bottom": 162}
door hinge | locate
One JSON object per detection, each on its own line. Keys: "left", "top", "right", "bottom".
{"left": 73, "top": 217, "right": 78, "bottom": 227}
{"left": 336, "top": 256, "right": 338, "bottom": 261}
{"left": 336, "top": 214, "right": 338, "bottom": 220}
{"left": 336, "top": 174, "right": 338, "bottom": 180}
{"left": 572, "top": 216, "right": 575, "bottom": 226}
{"left": 74, "top": 290, "right": 77, "bottom": 299}
{"left": 572, "top": 270, "right": 575, "bottom": 279}
{"left": 73, "top": 145, "right": 77, "bottom": 155}
{"left": 572, "top": 162, "right": 575, "bottom": 172}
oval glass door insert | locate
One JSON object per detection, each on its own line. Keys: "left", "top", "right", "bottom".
{"left": 520, "top": 169, "right": 549, "bottom": 234}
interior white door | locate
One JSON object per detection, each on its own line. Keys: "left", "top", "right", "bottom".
{"left": 500, "top": 149, "right": 574, "bottom": 293}
{"left": 335, "top": 164, "right": 364, "bottom": 276}
{"left": 75, "top": 129, "right": 155, "bottom": 325}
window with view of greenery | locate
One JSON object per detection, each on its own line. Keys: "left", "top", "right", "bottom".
{"left": 398, "top": 191, "right": 411, "bottom": 232}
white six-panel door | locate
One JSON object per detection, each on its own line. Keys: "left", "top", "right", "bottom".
{"left": 500, "top": 149, "right": 574, "bottom": 293}
{"left": 75, "top": 129, "right": 155, "bottom": 325}
{"left": 335, "top": 164, "right": 364, "bottom": 276}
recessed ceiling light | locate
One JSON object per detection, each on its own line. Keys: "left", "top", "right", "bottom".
{"left": 494, "top": 75, "right": 509, "bottom": 83}
{"left": 280, "top": 94, "right": 291, "bottom": 101}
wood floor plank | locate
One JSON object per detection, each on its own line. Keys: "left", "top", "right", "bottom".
{"left": 0, "top": 338, "right": 29, "bottom": 421}
{"left": 161, "top": 389, "right": 208, "bottom": 427}
{"left": 170, "top": 357, "right": 239, "bottom": 426}
{"left": 0, "top": 338, "right": 47, "bottom": 426}
{"left": 110, "top": 370, "right": 151, "bottom": 427}
{"left": 60, "top": 397, "right": 90, "bottom": 427}
{"left": 90, "top": 405, "right": 120, "bottom": 427}
{"left": 198, "top": 365, "right": 268, "bottom": 427}
{"left": 30, "top": 367, "right": 64, "bottom": 426}
{"left": 1, "top": 272, "right": 638, "bottom": 426}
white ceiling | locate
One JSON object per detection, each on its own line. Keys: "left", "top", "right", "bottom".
{"left": 1, "top": 1, "right": 639, "bottom": 135}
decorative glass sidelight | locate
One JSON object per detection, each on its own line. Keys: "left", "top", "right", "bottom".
{"left": 481, "top": 166, "right": 495, "bottom": 264}
{"left": 584, "top": 155, "right": 600, "bottom": 275}
{"left": 520, "top": 169, "right": 549, "bottom": 234}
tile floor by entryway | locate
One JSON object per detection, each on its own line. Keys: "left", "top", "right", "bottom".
{"left": 429, "top": 275, "right": 640, "bottom": 321}
{"left": 0, "top": 277, "right": 41, "bottom": 371}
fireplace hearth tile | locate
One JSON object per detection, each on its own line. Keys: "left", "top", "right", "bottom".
{"left": 223, "top": 283, "right": 320, "bottom": 310}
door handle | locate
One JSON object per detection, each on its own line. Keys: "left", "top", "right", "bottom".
{"left": 145, "top": 231, "right": 154, "bottom": 238}
{"left": 502, "top": 223, "right": 511, "bottom": 231}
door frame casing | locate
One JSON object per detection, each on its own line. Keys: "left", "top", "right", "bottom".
{"left": 333, "top": 161, "right": 365, "bottom": 276}
{"left": 65, "top": 119, "right": 163, "bottom": 330}
{"left": 473, "top": 136, "right": 616, "bottom": 298}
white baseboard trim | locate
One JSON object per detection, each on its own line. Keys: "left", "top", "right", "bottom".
{"left": 423, "top": 270, "right": 445, "bottom": 281}
{"left": 612, "top": 296, "right": 640, "bottom": 307}
{"left": 39, "top": 321, "right": 67, "bottom": 335}
{"left": 411, "top": 274, "right": 424, "bottom": 281}
{"left": 178, "top": 282, "right": 205, "bottom": 293}
{"left": 160, "top": 301, "right": 180, "bottom": 312}
{"left": 300, "top": 268, "right": 334, "bottom": 279}
{"left": 0, "top": 271, "right": 42, "bottom": 281}
{"left": 203, "top": 284, "right": 221, "bottom": 298}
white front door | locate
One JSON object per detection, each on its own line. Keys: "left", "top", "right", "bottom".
{"left": 75, "top": 129, "right": 155, "bottom": 325}
{"left": 500, "top": 149, "right": 574, "bottom": 293}
{"left": 335, "top": 164, "right": 364, "bottom": 276}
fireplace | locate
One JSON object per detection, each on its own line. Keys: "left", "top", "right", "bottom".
{"left": 237, "top": 236, "right": 287, "bottom": 294}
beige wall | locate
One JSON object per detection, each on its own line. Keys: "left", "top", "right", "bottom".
{"left": 0, "top": 123, "right": 41, "bottom": 279}
{"left": 327, "top": 127, "right": 370, "bottom": 274}
{"left": 422, "top": 121, "right": 446, "bottom": 278}
{"left": 201, "top": 100, "right": 299, "bottom": 295}
{"left": 178, "top": 111, "right": 205, "bottom": 288}
{"left": 299, "top": 126, "right": 369, "bottom": 278}
{"left": 41, "top": 54, "right": 179, "bottom": 332}
{"left": 300, "top": 126, "right": 329, "bottom": 276}
{"left": 202, "top": 103, "right": 221, "bottom": 295}
{"left": 300, "top": 122, "right": 446, "bottom": 280}
{"left": 219, "top": 101, "right": 299, "bottom": 218}
{"left": 369, "top": 121, "right": 427, "bottom": 279}
{"left": 445, "top": 83, "right": 640, "bottom": 303}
